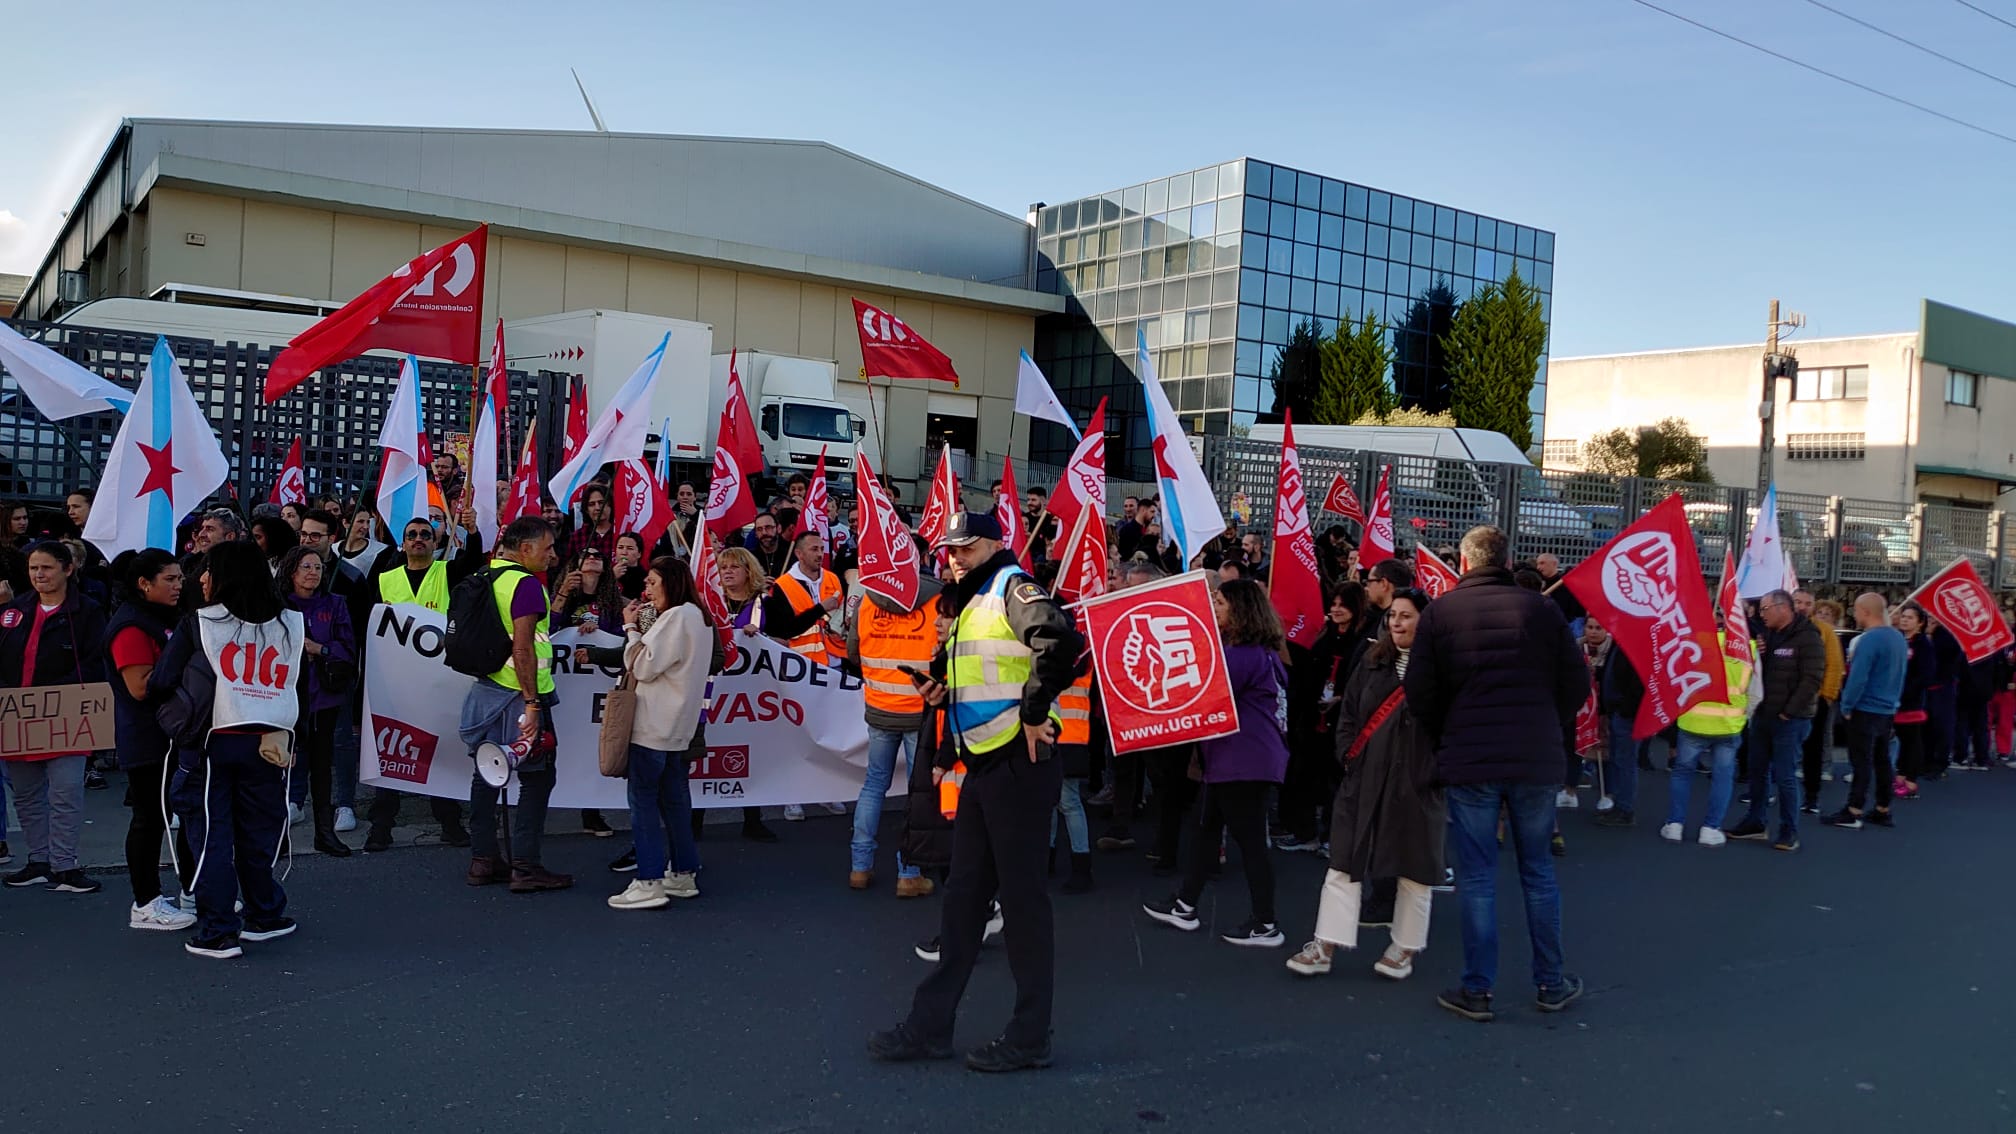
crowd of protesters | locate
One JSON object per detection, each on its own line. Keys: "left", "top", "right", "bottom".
{"left": 2, "top": 463, "right": 2010, "bottom": 1033}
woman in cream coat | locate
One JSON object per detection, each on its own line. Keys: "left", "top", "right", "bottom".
{"left": 608, "top": 558, "right": 716, "bottom": 911}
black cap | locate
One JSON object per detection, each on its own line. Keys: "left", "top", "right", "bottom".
{"left": 937, "top": 511, "right": 1003, "bottom": 548}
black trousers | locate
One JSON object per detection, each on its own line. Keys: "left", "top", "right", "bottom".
{"left": 908, "top": 752, "right": 1062, "bottom": 1049}
{"left": 1146, "top": 746, "right": 1199, "bottom": 862}
{"left": 1278, "top": 730, "right": 1336, "bottom": 842}
{"left": 366, "top": 786, "right": 467, "bottom": 835}
{"left": 1844, "top": 711, "right": 1895, "bottom": 812}
{"left": 125, "top": 760, "right": 195, "bottom": 905}
{"left": 1799, "top": 699, "right": 1835, "bottom": 804}
{"left": 1178, "top": 780, "right": 1276, "bottom": 924}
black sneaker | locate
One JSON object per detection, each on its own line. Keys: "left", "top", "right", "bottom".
{"left": 1437, "top": 986, "right": 1495, "bottom": 1022}
{"left": 1221, "top": 920, "right": 1285, "bottom": 947}
{"left": 741, "top": 820, "right": 779, "bottom": 843}
{"left": 1725, "top": 819, "right": 1768, "bottom": 841}
{"left": 582, "top": 810, "right": 613, "bottom": 837}
{"left": 84, "top": 769, "right": 109, "bottom": 791}
{"left": 1536, "top": 975, "right": 1584, "bottom": 1013}
{"left": 914, "top": 936, "right": 941, "bottom": 963}
{"left": 362, "top": 828, "right": 393, "bottom": 854}
{"left": 46, "top": 869, "right": 101, "bottom": 894}
{"left": 1865, "top": 809, "right": 1894, "bottom": 828}
{"left": 186, "top": 933, "right": 243, "bottom": 960}
{"left": 440, "top": 825, "right": 471, "bottom": 849}
{"left": 1822, "top": 809, "right": 1862, "bottom": 830}
{"left": 1594, "top": 811, "right": 1635, "bottom": 828}
{"left": 866, "top": 1022, "right": 953, "bottom": 1062}
{"left": 965, "top": 1034, "right": 1053, "bottom": 1073}
{"left": 3, "top": 861, "right": 53, "bottom": 887}
{"left": 1142, "top": 895, "right": 1200, "bottom": 931}
{"left": 609, "top": 848, "right": 638, "bottom": 873}
{"left": 241, "top": 916, "right": 296, "bottom": 942}
{"left": 1799, "top": 803, "right": 1820, "bottom": 815}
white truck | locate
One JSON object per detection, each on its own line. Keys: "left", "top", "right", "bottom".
{"left": 505, "top": 309, "right": 715, "bottom": 465}
{"left": 707, "top": 350, "right": 863, "bottom": 491}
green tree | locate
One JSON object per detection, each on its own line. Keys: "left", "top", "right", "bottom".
{"left": 1580, "top": 417, "right": 1714, "bottom": 482}
{"left": 1353, "top": 405, "right": 1455, "bottom": 427}
{"left": 1266, "top": 318, "right": 1327, "bottom": 424}
{"left": 1442, "top": 267, "right": 1549, "bottom": 451}
{"left": 1314, "top": 310, "right": 1396, "bottom": 425}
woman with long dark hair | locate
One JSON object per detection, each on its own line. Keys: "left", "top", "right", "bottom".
{"left": 1143, "top": 578, "right": 1292, "bottom": 948}
{"left": 1277, "top": 582, "right": 1369, "bottom": 852}
{"left": 151, "top": 540, "right": 305, "bottom": 959}
{"left": 250, "top": 515, "right": 298, "bottom": 572}
{"left": 1286, "top": 588, "right": 1445, "bottom": 980}
{"left": 1891, "top": 602, "right": 1937, "bottom": 799}
{"left": 0, "top": 540, "right": 109, "bottom": 894}
{"left": 614, "top": 532, "right": 649, "bottom": 601}
{"left": 277, "top": 545, "right": 356, "bottom": 858}
{"left": 105, "top": 549, "right": 198, "bottom": 928}
{"left": 607, "top": 558, "right": 715, "bottom": 910}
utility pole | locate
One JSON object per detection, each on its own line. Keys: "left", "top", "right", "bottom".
{"left": 1756, "top": 299, "right": 1804, "bottom": 497}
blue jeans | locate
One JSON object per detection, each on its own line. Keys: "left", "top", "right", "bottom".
{"left": 1050, "top": 776, "right": 1089, "bottom": 853}
{"left": 1604, "top": 714, "right": 1645, "bottom": 813}
{"left": 852, "top": 726, "right": 919, "bottom": 877}
{"left": 1446, "top": 782, "right": 1566, "bottom": 995}
{"left": 628, "top": 742, "right": 700, "bottom": 880}
{"left": 1669, "top": 730, "right": 1738, "bottom": 830}
{"left": 1743, "top": 715, "right": 1810, "bottom": 837}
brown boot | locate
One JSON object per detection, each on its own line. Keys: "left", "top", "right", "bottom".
{"left": 849, "top": 870, "right": 874, "bottom": 891}
{"left": 509, "top": 862, "right": 575, "bottom": 893}
{"left": 466, "top": 855, "right": 506, "bottom": 887}
{"left": 895, "top": 876, "right": 935, "bottom": 899}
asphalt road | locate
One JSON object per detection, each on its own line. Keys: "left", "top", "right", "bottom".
{"left": 2, "top": 767, "right": 2011, "bottom": 1133}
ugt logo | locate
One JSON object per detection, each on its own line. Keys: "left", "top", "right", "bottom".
{"left": 1099, "top": 601, "right": 1220, "bottom": 716}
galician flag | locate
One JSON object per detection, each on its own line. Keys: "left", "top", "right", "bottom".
{"left": 1136, "top": 327, "right": 1223, "bottom": 566}
{"left": 469, "top": 319, "right": 509, "bottom": 550}
{"left": 1014, "top": 351, "right": 1080, "bottom": 439}
{"left": 548, "top": 333, "right": 669, "bottom": 510}
{"left": 82, "top": 337, "right": 229, "bottom": 558}
{"left": 375, "top": 355, "right": 432, "bottom": 538}
{"left": 0, "top": 321, "right": 134, "bottom": 418}
{"left": 1735, "top": 482, "right": 1796, "bottom": 599}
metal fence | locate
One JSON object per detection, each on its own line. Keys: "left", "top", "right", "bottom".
{"left": 0, "top": 320, "right": 565, "bottom": 508}
{"left": 1201, "top": 436, "right": 2015, "bottom": 591}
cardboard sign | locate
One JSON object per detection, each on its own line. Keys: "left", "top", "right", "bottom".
{"left": 1079, "top": 571, "right": 1240, "bottom": 755}
{"left": 0, "top": 682, "right": 116, "bottom": 759}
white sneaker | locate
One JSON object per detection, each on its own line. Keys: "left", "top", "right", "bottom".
{"left": 288, "top": 802, "right": 308, "bottom": 826}
{"left": 783, "top": 805, "right": 805, "bottom": 821}
{"left": 1595, "top": 795, "right": 1616, "bottom": 813}
{"left": 608, "top": 879, "right": 668, "bottom": 910}
{"left": 984, "top": 901, "right": 1005, "bottom": 942}
{"left": 131, "top": 896, "right": 197, "bottom": 932}
{"left": 1373, "top": 944, "right": 1417, "bottom": 980}
{"left": 1555, "top": 790, "right": 1579, "bottom": 809}
{"left": 1659, "top": 822, "right": 1684, "bottom": 843}
{"left": 1698, "top": 827, "right": 1727, "bottom": 847}
{"left": 333, "top": 807, "right": 357, "bottom": 833}
{"left": 663, "top": 871, "right": 700, "bottom": 899}
{"left": 820, "top": 801, "right": 848, "bottom": 815}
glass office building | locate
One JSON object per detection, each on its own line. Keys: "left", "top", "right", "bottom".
{"left": 1031, "top": 158, "right": 1555, "bottom": 478}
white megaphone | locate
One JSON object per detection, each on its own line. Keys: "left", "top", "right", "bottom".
{"left": 474, "top": 737, "right": 535, "bottom": 789}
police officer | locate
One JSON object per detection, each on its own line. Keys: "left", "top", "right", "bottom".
{"left": 868, "top": 512, "right": 1083, "bottom": 1073}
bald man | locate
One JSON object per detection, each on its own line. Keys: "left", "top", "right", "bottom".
{"left": 1823, "top": 594, "right": 1906, "bottom": 829}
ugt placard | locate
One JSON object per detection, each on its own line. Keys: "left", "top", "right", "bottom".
{"left": 1079, "top": 571, "right": 1239, "bottom": 755}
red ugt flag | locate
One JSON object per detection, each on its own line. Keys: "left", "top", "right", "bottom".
{"left": 1047, "top": 398, "right": 1108, "bottom": 543}
{"left": 502, "top": 419, "right": 544, "bottom": 524}
{"left": 723, "top": 350, "right": 765, "bottom": 476}
{"left": 269, "top": 437, "right": 305, "bottom": 506}
{"left": 790, "top": 448, "right": 832, "bottom": 562}
{"left": 853, "top": 299, "right": 960, "bottom": 385}
{"left": 1908, "top": 557, "right": 2014, "bottom": 663}
{"left": 265, "top": 224, "right": 487, "bottom": 402}
{"left": 1716, "top": 549, "right": 1752, "bottom": 674}
{"left": 1080, "top": 571, "right": 1241, "bottom": 755}
{"left": 1562, "top": 493, "right": 1728, "bottom": 738}
{"left": 1270, "top": 411, "right": 1327, "bottom": 648}
{"left": 1321, "top": 473, "right": 1366, "bottom": 523}
{"left": 1359, "top": 465, "right": 1395, "bottom": 568}
{"left": 1053, "top": 403, "right": 1109, "bottom": 604}
{"left": 854, "top": 452, "right": 920, "bottom": 609}
{"left": 704, "top": 399, "right": 758, "bottom": 540}
{"left": 1414, "top": 544, "right": 1460, "bottom": 599}
{"left": 612, "top": 459, "right": 673, "bottom": 551}
{"left": 995, "top": 455, "right": 1030, "bottom": 571}
{"left": 918, "top": 447, "right": 960, "bottom": 550}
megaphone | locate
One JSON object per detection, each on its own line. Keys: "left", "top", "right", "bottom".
{"left": 474, "top": 738, "right": 533, "bottom": 789}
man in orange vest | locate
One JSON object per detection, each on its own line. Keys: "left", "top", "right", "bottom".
{"left": 773, "top": 531, "right": 845, "bottom": 664}
{"left": 846, "top": 574, "right": 944, "bottom": 895}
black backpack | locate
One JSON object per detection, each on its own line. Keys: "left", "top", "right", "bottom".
{"left": 444, "top": 564, "right": 533, "bottom": 677}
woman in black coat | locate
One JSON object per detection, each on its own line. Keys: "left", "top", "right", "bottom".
{"left": 1286, "top": 588, "right": 1444, "bottom": 982}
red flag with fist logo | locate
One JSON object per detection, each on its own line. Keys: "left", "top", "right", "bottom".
{"left": 1269, "top": 412, "right": 1327, "bottom": 648}
{"left": 1907, "top": 557, "right": 2013, "bottom": 663}
{"left": 1080, "top": 571, "right": 1241, "bottom": 755}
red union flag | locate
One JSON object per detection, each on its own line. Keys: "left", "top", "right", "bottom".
{"left": 612, "top": 459, "right": 672, "bottom": 551}
{"left": 1047, "top": 398, "right": 1107, "bottom": 541}
{"left": 1053, "top": 404, "right": 1108, "bottom": 604}
{"left": 1717, "top": 549, "right": 1752, "bottom": 673}
{"left": 1321, "top": 473, "right": 1366, "bottom": 523}
{"left": 918, "top": 446, "right": 960, "bottom": 551}
{"left": 269, "top": 437, "right": 306, "bottom": 506}
{"left": 1562, "top": 493, "right": 1728, "bottom": 739}
{"left": 1573, "top": 675, "right": 1602, "bottom": 754}
{"left": 1271, "top": 412, "right": 1326, "bottom": 648}
{"left": 1360, "top": 465, "right": 1395, "bottom": 567}
{"left": 1908, "top": 557, "right": 2013, "bottom": 663}
{"left": 995, "top": 455, "right": 1030, "bottom": 571}
{"left": 1080, "top": 571, "right": 1240, "bottom": 754}
{"left": 692, "top": 531, "right": 737, "bottom": 660}
{"left": 853, "top": 451, "right": 919, "bottom": 609}
{"left": 1414, "top": 544, "right": 1460, "bottom": 598}
{"left": 264, "top": 224, "right": 488, "bottom": 402}
{"left": 853, "top": 299, "right": 960, "bottom": 385}
{"left": 501, "top": 418, "right": 543, "bottom": 524}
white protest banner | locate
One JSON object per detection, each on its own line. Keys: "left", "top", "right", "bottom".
{"left": 360, "top": 603, "right": 880, "bottom": 809}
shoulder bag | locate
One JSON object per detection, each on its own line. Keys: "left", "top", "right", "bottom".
{"left": 598, "top": 667, "right": 637, "bottom": 777}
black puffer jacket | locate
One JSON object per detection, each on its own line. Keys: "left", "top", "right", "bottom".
{"left": 1756, "top": 612, "right": 1825, "bottom": 720}
{"left": 1403, "top": 567, "right": 1588, "bottom": 786}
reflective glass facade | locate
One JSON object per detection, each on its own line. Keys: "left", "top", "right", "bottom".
{"left": 1032, "top": 158, "right": 1554, "bottom": 478}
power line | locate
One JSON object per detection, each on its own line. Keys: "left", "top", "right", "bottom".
{"left": 1799, "top": 0, "right": 2016, "bottom": 92}
{"left": 1954, "top": 0, "right": 2016, "bottom": 34}
{"left": 1624, "top": 0, "right": 2016, "bottom": 147}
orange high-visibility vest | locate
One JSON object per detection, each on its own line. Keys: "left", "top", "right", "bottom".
{"left": 774, "top": 568, "right": 843, "bottom": 664}
{"left": 856, "top": 595, "right": 939, "bottom": 717}
{"left": 1056, "top": 671, "right": 1094, "bottom": 746}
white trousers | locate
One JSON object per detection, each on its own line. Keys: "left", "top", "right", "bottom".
{"left": 1313, "top": 869, "right": 1433, "bottom": 952}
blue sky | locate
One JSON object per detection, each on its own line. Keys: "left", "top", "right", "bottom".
{"left": 2, "top": 0, "right": 2011, "bottom": 356}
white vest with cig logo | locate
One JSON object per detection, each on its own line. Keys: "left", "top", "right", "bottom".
{"left": 196, "top": 606, "right": 305, "bottom": 738}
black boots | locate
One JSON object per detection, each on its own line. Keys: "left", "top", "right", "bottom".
{"left": 312, "top": 807, "right": 352, "bottom": 858}
{"left": 1062, "top": 852, "right": 1094, "bottom": 894}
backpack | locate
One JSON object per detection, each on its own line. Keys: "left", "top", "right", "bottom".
{"left": 444, "top": 565, "right": 533, "bottom": 677}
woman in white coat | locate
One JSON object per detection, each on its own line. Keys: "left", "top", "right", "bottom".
{"left": 609, "top": 557, "right": 716, "bottom": 911}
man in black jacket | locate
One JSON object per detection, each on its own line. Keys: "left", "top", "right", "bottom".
{"left": 1727, "top": 589, "right": 1824, "bottom": 850}
{"left": 1405, "top": 525, "right": 1587, "bottom": 1022}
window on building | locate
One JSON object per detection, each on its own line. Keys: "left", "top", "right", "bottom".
{"left": 1791, "top": 365, "right": 1869, "bottom": 401}
{"left": 1541, "top": 438, "right": 1579, "bottom": 468}
{"left": 1948, "top": 368, "right": 1980, "bottom": 407}
{"left": 1785, "top": 432, "right": 1866, "bottom": 461}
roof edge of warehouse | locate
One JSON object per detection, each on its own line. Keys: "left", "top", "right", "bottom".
{"left": 1553, "top": 330, "right": 1916, "bottom": 363}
